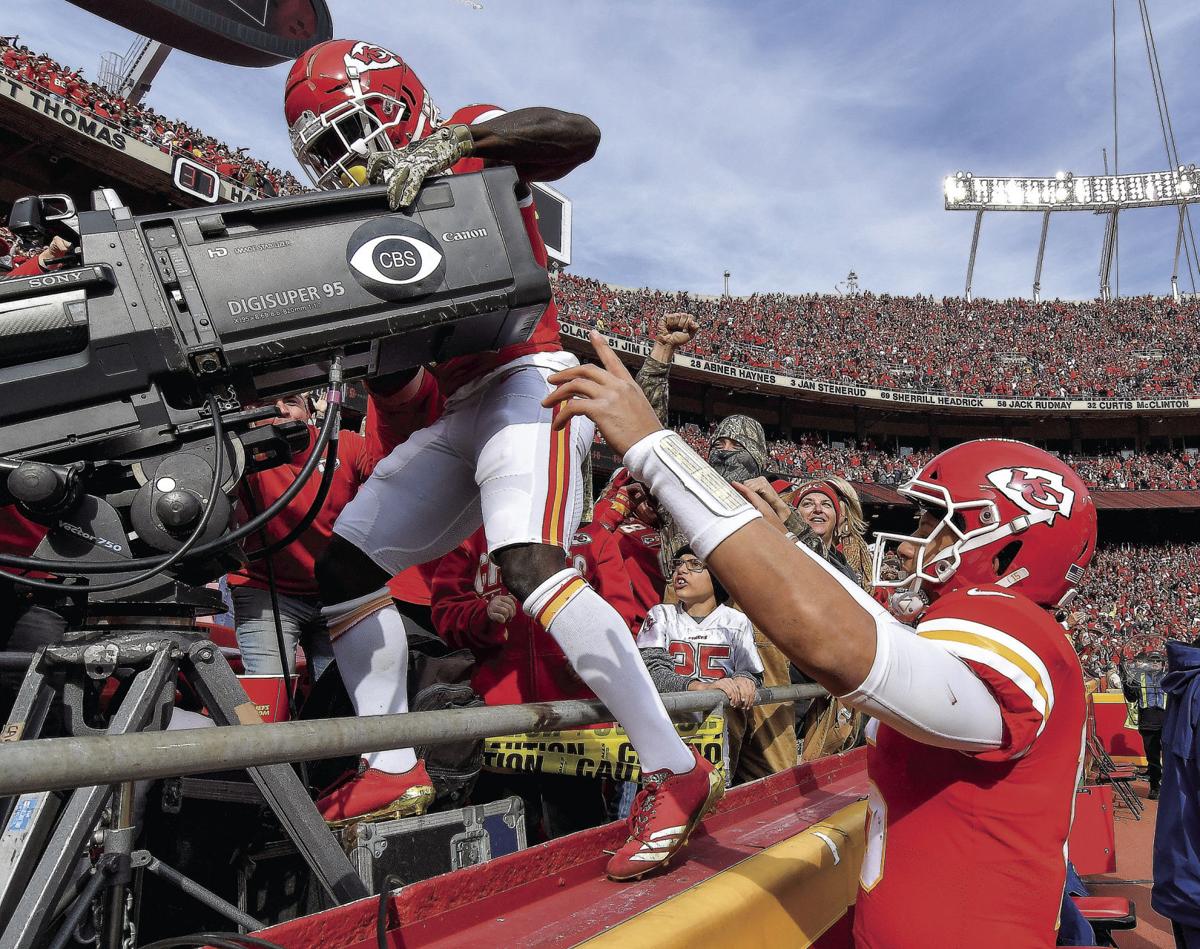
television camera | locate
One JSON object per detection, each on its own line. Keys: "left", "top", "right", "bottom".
{"left": 0, "top": 166, "right": 549, "bottom": 599}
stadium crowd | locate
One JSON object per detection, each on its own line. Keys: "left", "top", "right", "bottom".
{"left": 555, "top": 273, "right": 1200, "bottom": 402}
{"left": 1069, "top": 542, "right": 1200, "bottom": 679}
{"left": 1, "top": 36, "right": 1194, "bottom": 948}
{"left": 0, "top": 38, "right": 305, "bottom": 198}
{"left": 672, "top": 423, "right": 1200, "bottom": 490}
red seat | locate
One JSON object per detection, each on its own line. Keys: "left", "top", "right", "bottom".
{"left": 195, "top": 620, "right": 238, "bottom": 651}
{"left": 1073, "top": 896, "right": 1137, "bottom": 930}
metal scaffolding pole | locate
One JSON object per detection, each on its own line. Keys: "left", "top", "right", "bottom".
{"left": 1172, "top": 203, "right": 1186, "bottom": 302}
{"left": 0, "top": 684, "right": 826, "bottom": 797}
{"left": 1033, "top": 210, "right": 1051, "bottom": 302}
{"left": 964, "top": 210, "right": 984, "bottom": 302}
{"left": 1099, "top": 210, "right": 1118, "bottom": 302}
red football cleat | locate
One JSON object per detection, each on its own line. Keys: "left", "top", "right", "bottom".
{"left": 606, "top": 748, "right": 724, "bottom": 881}
{"left": 316, "top": 759, "right": 435, "bottom": 828}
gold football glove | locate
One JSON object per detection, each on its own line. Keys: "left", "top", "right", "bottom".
{"left": 367, "top": 124, "right": 475, "bottom": 211}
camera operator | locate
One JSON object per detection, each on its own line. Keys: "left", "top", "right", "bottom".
{"left": 229, "top": 369, "right": 442, "bottom": 678}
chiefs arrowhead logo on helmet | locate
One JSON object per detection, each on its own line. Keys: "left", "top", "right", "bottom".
{"left": 987, "top": 466, "right": 1075, "bottom": 523}
{"left": 346, "top": 42, "right": 403, "bottom": 72}
{"left": 873, "top": 440, "right": 1097, "bottom": 615}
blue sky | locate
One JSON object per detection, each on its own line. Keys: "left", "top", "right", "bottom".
{"left": 7, "top": 0, "right": 1200, "bottom": 300}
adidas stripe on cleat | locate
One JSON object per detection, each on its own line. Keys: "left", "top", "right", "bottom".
{"left": 606, "top": 747, "right": 724, "bottom": 881}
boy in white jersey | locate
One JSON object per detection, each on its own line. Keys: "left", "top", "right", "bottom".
{"left": 637, "top": 547, "right": 763, "bottom": 707}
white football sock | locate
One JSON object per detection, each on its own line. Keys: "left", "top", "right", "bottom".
{"left": 525, "top": 569, "right": 695, "bottom": 776}
{"left": 323, "top": 591, "right": 417, "bottom": 775}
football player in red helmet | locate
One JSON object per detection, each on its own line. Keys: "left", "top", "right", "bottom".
{"left": 284, "top": 40, "right": 720, "bottom": 880}
{"left": 284, "top": 40, "right": 440, "bottom": 190}
{"left": 546, "top": 336, "right": 1097, "bottom": 947}
{"left": 870, "top": 439, "right": 1096, "bottom": 621}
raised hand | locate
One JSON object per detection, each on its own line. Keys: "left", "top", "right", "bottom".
{"left": 543, "top": 331, "right": 663, "bottom": 456}
{"left": 656, "top": 312, "right": 699, "bottom": 349}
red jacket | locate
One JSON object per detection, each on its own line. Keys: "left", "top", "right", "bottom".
{"left": 592, "top": 471, "right": 666, "bottom": 629}
{"left": 608, "top": 521, "right": 665, "bottom": 631}
{"left": 6, "top": 256, "right": 45, "bottom": 277}
{"left": 228, "top": 371, "right": 442, "bottom": 597}
{"left": 0, "top": 506, "right": 51, "bottom": 581}
{"left": 430, "top": 523, "right": 640, "bottom": 705}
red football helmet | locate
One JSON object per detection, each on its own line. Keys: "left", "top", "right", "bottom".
{"left": 872, "top": 439, "right": 1097, "bottom": 619}
{"left": 284, "top": 39, "right": 440, "bottom": 190}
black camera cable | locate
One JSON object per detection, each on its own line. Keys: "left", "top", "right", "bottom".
{"left": 0, "top": 395, "right": 227, "bottom": 594}
{"left": 0, "top": 359, "right": 345, "bottom": 581}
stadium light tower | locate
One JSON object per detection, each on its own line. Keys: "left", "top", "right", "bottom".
{"left": 99, "top": 37, "right": 171, "bottom": 107}
{"left": 834, "top": 269, "right": 859, "bottom": 295}
{"left": 945, "top": 165, "right": 1200, "bottom": 302}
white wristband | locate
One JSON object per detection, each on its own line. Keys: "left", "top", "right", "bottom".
{"left": 623, "top": 430, "right": 761, "bottom": 560}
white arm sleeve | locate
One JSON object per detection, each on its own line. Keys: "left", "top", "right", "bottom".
{"left": 623, "top": 431, "right": 761, "bottom": 561}
{"left": 786, "top": 537, "right": 1005, "bottom": 752}
{"left": 838, "top": 612, "right": 1005, "bottom": 751}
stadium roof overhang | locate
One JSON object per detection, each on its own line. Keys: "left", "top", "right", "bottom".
{"left": 67, "top": 0, "right": 333, "bottom": 67}
{"left": 0, "top": 76, "right": 255, "bottom": 213}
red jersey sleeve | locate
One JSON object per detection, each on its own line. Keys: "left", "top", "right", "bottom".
{"left": 444, "top": 104, "right": 549, "bottom": 267}
{"left": 6, "top": 256, "right": 44, "bottom": 278}
{"left": 446, "top": 104, "right": 506, "bottom": 176}
{"left": 430, "top": 530, "right": 507, "bottom": 652}
{"left": 592, "top": 469, "right": 635, "bottom": 531}
{"left": 916, "top": 586, "right": 1062, "bottom": 762}
{"left": 354, "top": 368, "right": 444, "bottom": 482}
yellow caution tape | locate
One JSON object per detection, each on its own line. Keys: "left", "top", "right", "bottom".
{"left": 483, "top": 715, "right": 727, "bottom": 782}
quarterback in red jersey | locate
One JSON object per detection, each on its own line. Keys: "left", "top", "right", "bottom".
{"left": 285, "top": 41, "right": 715, "bottom": 867}
{"left": 546, "top": 336, "right": 1097, "bottom": 944}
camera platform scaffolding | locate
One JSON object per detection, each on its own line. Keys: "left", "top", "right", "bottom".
{"left": 0, "top": 600, "right": 368, "bottom": 949}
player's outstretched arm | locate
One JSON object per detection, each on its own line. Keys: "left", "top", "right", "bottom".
{"left": 544, "top": 333, "right": 1005, "bottom": 752}
{"left": 544, "top": 331, "right": 876, "bottom": 695}
{"left": 468, "top": 107, "right": 600, "bottom": 183}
